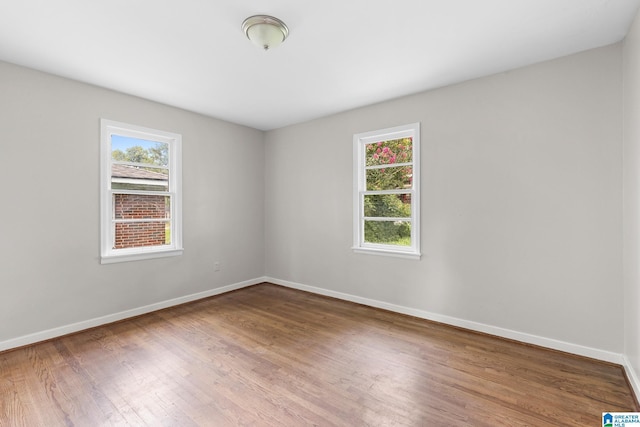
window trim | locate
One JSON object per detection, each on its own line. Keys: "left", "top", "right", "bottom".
{"left": 100, "top": 119, "right": 183, "bottom": 264}
{"left": 353, "top": 122, "right": 421, "bottom": 259}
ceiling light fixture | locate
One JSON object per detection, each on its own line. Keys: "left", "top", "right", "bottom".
{"left": 242, "top": 15, "right": 289, "bottom": 51}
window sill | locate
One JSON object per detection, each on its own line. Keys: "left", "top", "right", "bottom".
{"left": 100, "top": 248, "right": 184, "bottom": 264}
{"left": 352, "top": 247, "right": 421, "bottom": 260}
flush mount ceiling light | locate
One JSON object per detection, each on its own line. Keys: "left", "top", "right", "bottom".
{"left": 242, "top": 15, "right": 289, "bottom": 51}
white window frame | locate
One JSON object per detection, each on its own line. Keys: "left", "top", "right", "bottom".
{"left": 353, "top": 122, "right": 421, "bottom": 259}
{"left": 100, "top": 119, "right": 183, "bottom": 264}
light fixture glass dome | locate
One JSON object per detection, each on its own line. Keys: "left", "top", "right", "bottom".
{"left": 242, "top": 15, "right": 289, "bottom": 51}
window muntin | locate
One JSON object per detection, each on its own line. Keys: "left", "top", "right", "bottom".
{"left": 353, "top": 123, "right": 420, "bottom": 258}
{"left": 100, "top": 119, "right": 182, "bottom": 264}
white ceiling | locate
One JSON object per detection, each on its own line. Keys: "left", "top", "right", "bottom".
{"left": 0, "top": 0, "right": 638, "bottom": 130}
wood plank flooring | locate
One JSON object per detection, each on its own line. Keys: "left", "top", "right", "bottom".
{"left": 0, "top": 283, "right": 637, "bottom": 426}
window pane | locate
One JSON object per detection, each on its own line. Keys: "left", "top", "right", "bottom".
{"left": 111, "top": 164, "right": 169, "bottom": 191}
{"left": 366, "top": 166, "right": 412, "bottom": 191}
{"left": 364, "top": 194, "right": 411, "bottom": 218}
{"left": 365, "top": 137, "right": 412, "bottom": 166}
{"left": 111, "top": 135, "right": 169, "bottom": 167}
{"left": 113, "top": 194, "right": 170, "bottom": 220}
{"left": 364, "top": 220, "right": 411, "bottom": 246}
{"left": 114, "top": 221, "right": 170, "bottom": 249}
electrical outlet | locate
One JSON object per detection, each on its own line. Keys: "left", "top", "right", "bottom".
{"left": 214, "top": 262, "right": 220, "bottom": 272}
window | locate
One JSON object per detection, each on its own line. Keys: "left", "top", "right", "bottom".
{"left": 100, "top": 119, "right": 183, "bottom": 264}
{"left": 353, "top": 123, "right": 420, "bottom": 259}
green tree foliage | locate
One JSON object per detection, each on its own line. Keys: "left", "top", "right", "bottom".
{"left": 364, "top": 197, "right": 411, "bottom": 245}
{"left": 112, "top": 149, "right": 127, "bottom": 162}
{"left": 112, "top": 143, "right": 168, "bottom": 166}
{"left": 148, "top": 144, "right": 168, "bottom": 166}
{"left": 364, "top": 137, "right": 413, "bottom": 245}
{"left": 124, "top": 146, "right": 151, "bottom": 163}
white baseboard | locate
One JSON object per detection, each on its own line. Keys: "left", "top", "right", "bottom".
{"left": 623, "top": 355, "right": 640, "bottom": 404}
{"left": 2, "top": 275, "right": 632, "bottom": 382}
{"left": 266, "top": 277, "right": 625, "bottom": 365}
{"left": 0, "top": 277, "right": 265, "bottom": 352}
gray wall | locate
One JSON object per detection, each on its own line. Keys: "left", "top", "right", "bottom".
{"left": 0, "top": 61, "right": 265, "bottom": 343}
{"left": 265, "top": 44, "right": 623, "bottom": 354}
{"left": 624, "top": 9, "right": 640, "bottom": 394}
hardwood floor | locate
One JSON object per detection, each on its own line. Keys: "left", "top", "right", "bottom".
{"left": 0, "top": 283, "right": 637, "bottom": 426}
